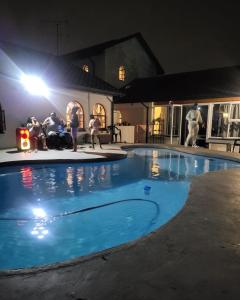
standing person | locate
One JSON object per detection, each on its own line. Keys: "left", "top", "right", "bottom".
{"left": 107, "top": 124, "right": 121, "bottom": 143}
{"left": 70, "top": 107, "right": 79, "bottom": 152}
{"left": 89, "top": 114, "right": 102, "bottom": 149}
{"left": 184, "top": 103, "right": 203, "bottom": 148}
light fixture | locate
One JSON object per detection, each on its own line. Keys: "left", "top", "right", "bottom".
{"left": 21, "top": 74, "right": 49, "bottom": 97}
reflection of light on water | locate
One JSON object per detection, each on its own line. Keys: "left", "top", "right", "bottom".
{"left": 151, "top": 163, "right": 160, "bottom": 177}
{"left": 194, "top": 160, "right": 198, "bottom": 168}
{"left": 152, "top": 150, "right": 158, "bottom": 158}
{"left": 77, "top": 167, "right": 84, "bottom": 185}
{"left": 21, "top": 167, "right": 33, "bottom": 189}
{"left": 151, "top": 150, "right": 160, "bottom": 177}
{"left": 31, "top": 208, "right": 49, "bottom": 239}
{"left": 66, "top": 167, "right": 73, "bottom": 188}
{"left": 31, "top": 223, "right": 49, "bottom": 239}
{"left": 100, "top": 165, "right": 107, "bottom": 181}
{"left": 32, "top": 207, "right": 47, "bottom": 218}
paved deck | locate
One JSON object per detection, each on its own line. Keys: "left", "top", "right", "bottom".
{"left": 0, "top": 144, "right": 240, "bottom": 300}
{"left": 0, "top": 144, "right": 127, "bottom": 165}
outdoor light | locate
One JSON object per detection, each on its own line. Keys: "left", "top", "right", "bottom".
{"left": 20, "top": 74, "right": 49, "bottom": 97}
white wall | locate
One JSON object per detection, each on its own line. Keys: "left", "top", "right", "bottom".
{"left": 114, "top": 103, "right": 150, "bottom": 125}
{"left": 0, "top": 76, "right": 112, "bottom": 149}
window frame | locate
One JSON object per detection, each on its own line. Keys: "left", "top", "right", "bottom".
{"left": 208, "top": 102, "right": 240, "bottom": 138}
{"left": 118, "top": 65, "right": 126, "bottom": 81}
{"left": 92, "top": 103, "right": 106, "bottom": 129}
{"left": 66, "top": 101, "right": 84, "bottom": 131}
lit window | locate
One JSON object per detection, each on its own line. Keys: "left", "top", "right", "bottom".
{"left": 119, "top": 66, "right": 126, "bottom": 81}
{"left": 93, "top": 104, "right": 106, "bottom": 129}
{"left": 66, "top": 101, "right": 84, "bottom": 130}
{"left": 82, "top": 65, "right": 89, "bottom": 72}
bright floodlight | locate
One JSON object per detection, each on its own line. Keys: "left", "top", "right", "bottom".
{"left": 21, "top": 74, "right": 49, "bottom": 97}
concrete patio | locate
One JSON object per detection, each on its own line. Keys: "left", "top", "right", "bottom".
{"left": 0, "top": 144, "right": 240, "bottom": 300}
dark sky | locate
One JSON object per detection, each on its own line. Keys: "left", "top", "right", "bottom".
{"left": 1, "top": 0, "right": 240, "bottom": 74}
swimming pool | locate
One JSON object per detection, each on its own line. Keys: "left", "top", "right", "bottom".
{"left": 0, "top": 148, "right": 239, "bottom": 270}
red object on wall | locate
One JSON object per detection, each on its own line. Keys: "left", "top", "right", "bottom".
{"left": 16, "top": 128, "right": 30, "bottom": 151}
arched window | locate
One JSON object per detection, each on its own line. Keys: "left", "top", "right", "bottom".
{"left": 119, "top": 65, "right": 126, "bottom": 81}
{"left": 66, "top": 101, "right": 84, "bottom": 130}
{"left": 82, "top": 64, "right": 89, "bottom": 72}
{"left": 93, "top": 103, "right": 106, "bottom": 129}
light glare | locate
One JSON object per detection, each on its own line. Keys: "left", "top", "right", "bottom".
{"left": 32, "top": 208, "right": 47, "bottom": 218}
{"left": 21, "top": 74, "right": 49, "bottom": 97}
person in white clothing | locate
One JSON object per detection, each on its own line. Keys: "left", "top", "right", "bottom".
{"left": 184, "top": 103, "right": 203, "bottom": 147}
{"left": 89, "top": 114, "right": 102, "bottom": 149}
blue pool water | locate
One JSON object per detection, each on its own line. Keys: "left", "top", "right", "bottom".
{"left": 0, "top": 148, "right": 239, "bottom": 270}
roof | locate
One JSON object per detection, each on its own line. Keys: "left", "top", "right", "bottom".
{"left": 62, "top": 33, "right": 164, "bottom": 74}
{"left": 114, "top": 65, "right": 240, "bottom": 103}
{"left": 0, "top": 41, "right": 121, "bottom": 96}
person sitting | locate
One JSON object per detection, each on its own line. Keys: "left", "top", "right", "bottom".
{"left": 27, "top": 117, "right": 48, "bottom": 152}
{"left": 57, "top": 119, "right": 73, "bottom": 149}
{"left": 42, "top": 112, "right": 62, "bottom": 149}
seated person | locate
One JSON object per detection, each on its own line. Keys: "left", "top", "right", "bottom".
{"left": 27, "top": 117, "right": 48, "bottom": 151}
{"left": 107, "top": 124, "right": 121, "bottom": 143}
{"left": 42, "top": 112, "right": 63, "bottom": 149}
{"left": 58, "top": 119, "right": 73, "bottom": 149}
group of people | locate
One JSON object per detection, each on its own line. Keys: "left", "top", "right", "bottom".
{"left": 26, "top": 109, "right": 105, "bottom": 152}
{"left": 27, "top": 112, "right": 72, "bottom": 152}
{"left": 26, "top": 104, "right": 201, "bottom": 152}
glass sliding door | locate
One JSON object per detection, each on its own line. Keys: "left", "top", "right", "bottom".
{"left": 210, "top": 103, "right": 240, "bottom": 138}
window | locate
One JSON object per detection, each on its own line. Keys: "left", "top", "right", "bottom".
{"left": 93, "top": 103, "right": 106, "bottom": 129}
{"left": 0, "top": 103, "right": 6, "bottom": 134}
{"left": 211, "top": 103, "right": 240, "bottom": 138}
{"left": 118, "top": 65, "right": 126, "bottom": 81}
{"left": 82, "top": 65, "right": 89, "bottom": 72}
{"left": 66, "top": 101, "right": 84, "bottom": 130}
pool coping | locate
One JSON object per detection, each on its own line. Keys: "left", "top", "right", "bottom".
{"left": 0, "top": 144, "right": 239, "bottom": 277}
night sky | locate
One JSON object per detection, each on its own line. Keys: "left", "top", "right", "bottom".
{"left": 1, "top": 0, "right": 240, "bottom": 74}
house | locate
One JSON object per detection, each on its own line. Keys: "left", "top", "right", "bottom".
{"left": 114, "top": 66, "right": 240, "bottom": 151}
{"left": 0, "top": 41, "right": 120, "bottom": 149}
{"left": 62, "top": 32, "right": 164, "bottom": 89}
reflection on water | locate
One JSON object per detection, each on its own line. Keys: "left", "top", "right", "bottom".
{"left": 0, "top": 148, "right": 239, "bottom": 211}
{"left": 20, "top": 167, "right": 33, "bottom": 189}
{"left": 0, "top": 148, "right": 239, "bottom": 270}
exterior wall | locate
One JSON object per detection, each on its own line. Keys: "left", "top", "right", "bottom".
{"left": 104, "top": 38, "right": 159, "bottom": 88}
{"left": 91, "top": 54, "right": 106, "bottom": 80}
{"left": 0, "top": 76, "right": 112, "bottom": 149}
{"left": 114, "top": 103, "right": 147, "bottom": 125}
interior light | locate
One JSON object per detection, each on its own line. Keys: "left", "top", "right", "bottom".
{"left": 223, "top": 112, "right": 229, "bottom": 119}
{"left": 21, "top": 74, "right": 49, "bottom": 97}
